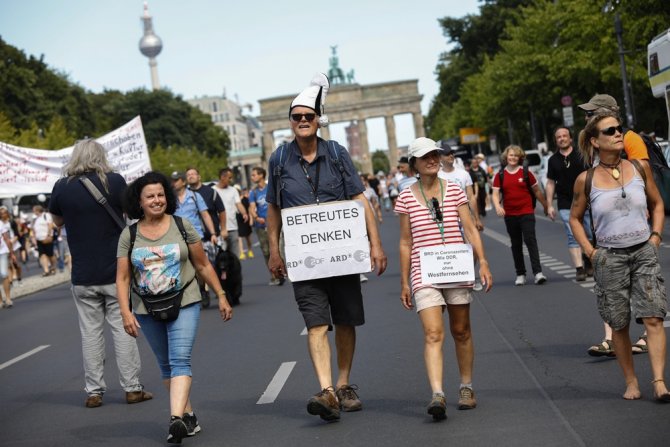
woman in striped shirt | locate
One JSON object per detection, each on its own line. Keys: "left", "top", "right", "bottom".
{"left": 395, "top": 137, "right": 493, "bottom": 421}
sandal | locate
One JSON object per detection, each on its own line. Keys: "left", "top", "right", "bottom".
{"left": 588, "top": 339, "right": 615, "bottom": 357}
{"left": 632, "top": 335, "right": 648, "bottom": 355}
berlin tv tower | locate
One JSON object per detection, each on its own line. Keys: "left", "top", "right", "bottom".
{"left": 138, "top": 2, "right": 163, "bottom": 90}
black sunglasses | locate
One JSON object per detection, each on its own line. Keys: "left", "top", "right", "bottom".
{"left": 430, "top": 197, "right": 443, "bottom": 222}
{"left": 290, "top": 113, "right": 316, "bottom": 122}
{"left": 585, "top": 110, "right": 595, "bottom": 118}
{"left": 599, "top": 125, "right": 623, "bottom": 136}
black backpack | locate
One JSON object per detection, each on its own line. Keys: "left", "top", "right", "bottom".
{"left": 497, "top": 161, "right": 536, "bottom": 208}
{"left": 633, "top": 132, "right": 670, "bottom": 215}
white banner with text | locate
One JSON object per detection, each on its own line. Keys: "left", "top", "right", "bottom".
{"left": 281, "top": 200, "right": 371, "bottom": 282}
{"left": 0, "top": 116, "right": 152, "bottom": 196}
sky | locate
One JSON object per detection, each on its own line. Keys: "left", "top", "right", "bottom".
{"left": 1, "top": 0, "right": 482, "bottom": 150}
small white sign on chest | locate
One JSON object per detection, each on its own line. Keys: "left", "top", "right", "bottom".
{"left": 419, "top": 243, "right": 475, "bottom": 287}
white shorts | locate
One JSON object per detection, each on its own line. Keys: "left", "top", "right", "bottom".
{"left": 0, "top": 253, "right": 8, "bottom": 279}
{"left": 414, "top": 287, "right": 472, "bottom": 313}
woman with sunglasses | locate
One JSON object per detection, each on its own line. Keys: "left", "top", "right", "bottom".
{"left": 396, "top": 137, "right": 492, "bottom": 421}
{"left": 570, "top": 111, "right": 669, "bottom": 402}
{"left": 492, "top": 145, "right": 549, "bottom": 286}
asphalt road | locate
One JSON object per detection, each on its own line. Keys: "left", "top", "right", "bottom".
{"left": 1, "top": 207, "right": 670, "bottom": 447}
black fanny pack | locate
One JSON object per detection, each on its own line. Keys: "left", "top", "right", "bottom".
{"left": 135, "top": 277, "right": 194, "bottom": 322}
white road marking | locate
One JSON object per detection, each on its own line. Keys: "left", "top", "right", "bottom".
{"left": 544, "top": 262, "right": 566, "bottom": 267}
{"left": 0, "top": 345, "right": 50, "bottom": 371}
{"left": 257, "top": 361, "right": 296, "bottom": 404}
{"left": 553, "top": 268, "right": 575, "bottom": 274}
{"left": 300, "top": 327, "right": 307, "bottom": 336}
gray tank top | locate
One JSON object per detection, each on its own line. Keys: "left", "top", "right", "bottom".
{"left": 590, "top": 170, "right": 649, "bottom": 248}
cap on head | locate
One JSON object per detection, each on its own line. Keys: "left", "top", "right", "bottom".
{"left": 439, "top": 141, "right": 454, "bottom": 156}
{"left": 408, "top": 137, "right": 441, "bottom": 161}
{"left": 577, "top": 94, "right": 619, "bottom": 112}
{"left": 289, "top": 73, "right": 330, "bottom": 118}
{"left": 171, "top": 171, "right": 186, "bottom": 181}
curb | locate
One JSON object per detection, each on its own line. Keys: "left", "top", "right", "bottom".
{"left": 10, "top": 272, "right": 71, "bottom": 300}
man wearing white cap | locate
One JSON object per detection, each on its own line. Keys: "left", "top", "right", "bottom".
{"left": 266, "top": 73, "right": 387, "bottom": 422}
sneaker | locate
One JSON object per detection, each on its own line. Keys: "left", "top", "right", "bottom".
{"left": 534, "top": 272, "right": 547, "bottom": 285}
{"left": 359, "top": 274, "right": 368, "bottom": 283}
{"left": 268, "top": 279, "right": 281, "bottom": 286}
{"left": 514, "top": 275, "right": 526, "bottom": 286}
{"left": 575, "top": 267, "right": 587, "bottom": 282}
{"left": 239, "top": 252, "right": 247, "bottom": 260}
{"left": 473, "top": 280, "right": 483, "bottom": 292}
{"left": 427, "top": 394, "right": 447, "bottom": 421}
{"left": 85, "top": 394, "right": 103, "bottom": 408}
{"left": 126, "top": 390, "right": 153, "bottom": 404}
{"left": 307, "top": 388, "right": 340, "bottom": 421}
{"left": 167, "top": 416, "right": 188, "bottom": 444}
{"left": 335, "top": 384, "right": 362, "bottom": 412}
{"left": 458, "top": 386, "right": 477, "bottom": 410}
{"left": 182, "top": 412, "right": 201, "bottom": 436}
{"left": 247, "top": 250, "right": 254, "bottom": 259}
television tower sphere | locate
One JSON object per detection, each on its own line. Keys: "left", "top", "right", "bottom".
{"left": 140, "top": 34, "right": 162, "bottom": 58}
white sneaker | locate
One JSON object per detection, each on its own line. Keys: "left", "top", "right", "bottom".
{"left": 359, "top": 274, "right": 369, "bottom": 283}
{"left": 534, "top": 272, "right": 547, "bottom": 285}
{"left": 472, "top": 280, "right": 483, "bottom": 292}
{"left": 514, "top": 275, "right": 526, "bottom": 286}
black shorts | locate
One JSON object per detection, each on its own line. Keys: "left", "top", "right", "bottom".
{"left": 292, "top": 274, "right": 364, "bottom": 329}
{"left": 37, "top": 241, "right": 54, "bottom": 257}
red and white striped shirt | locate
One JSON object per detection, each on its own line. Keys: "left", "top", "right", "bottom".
{"left": 394, "top": 181, "right": 468, "bottom": 294}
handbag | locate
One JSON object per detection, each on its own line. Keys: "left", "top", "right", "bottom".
{"left": 134, "top": 278, "right": 194, "bottom": 322}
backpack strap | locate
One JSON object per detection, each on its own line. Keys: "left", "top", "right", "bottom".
{"left": 172, "top": 215, "right": 189, "bottom": 244}
{"left": 273, "top": 142, "right": 289, "bottom": 208}
{"left": 629, "top": 158, "right": 647, "bottom": 187}
{"left": 584, "top": 168, "right": 597, "bottom": 247}
{"left": 328, "top": 140, "right": 348, "bottom": 199}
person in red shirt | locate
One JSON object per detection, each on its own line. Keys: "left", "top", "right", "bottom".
{"left": 492, "top": 145, "right": 549, "bottom": 285}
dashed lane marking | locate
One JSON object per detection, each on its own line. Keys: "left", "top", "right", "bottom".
{"left": 257, "top": 361, "right": 296, "bottom": 404}
{"left": 300, "top": 327, "right": 307, "bottom": 336}
{"left": 0, "top": 345, "right": 50, "bottom": 371}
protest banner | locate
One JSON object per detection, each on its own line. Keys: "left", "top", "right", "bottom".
{"left": 0, "top": 116, "right": 152, "bottom": 196}
{"left": 419, "top": 243, "right": 475, "bottom": 288}
{"left": 281, "top": 200, "right": 371, "bottom": 282}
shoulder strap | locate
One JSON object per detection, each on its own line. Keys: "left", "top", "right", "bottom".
{"left": 128, "top": 222, "right": 138, "bottom": 255}
{"left": 584, "top": 168, "right": 596, "bottom": 246}
{"left": 79, "top": 177, "right": 126, "bottom": 230}
{"left": 328, "top": 140, "right": 349, "bottom": 199}
{"left": 172, "top": 215, "right": 189, "bottom": 244}
{"left": 629, "top": 159, "right": 647, "bottom": 187}
{"left": 273, "top": 143, "right": 289, "bottom": 208}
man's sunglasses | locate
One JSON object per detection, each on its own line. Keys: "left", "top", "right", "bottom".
{"left": 290, "top": 113, "right": 316, "bottom": 122}
{"left": 430, "top": 197, "right": 443, "bottom": 222}
{"left": 585, "top": 110, "right": 595, "bottom": 118}
{"left": 599, "top": 125, "right": 623, "bottom": 136}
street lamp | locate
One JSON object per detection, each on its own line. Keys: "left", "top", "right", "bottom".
{"left": 604, "top": 1, "right": 635, "bottom": 128}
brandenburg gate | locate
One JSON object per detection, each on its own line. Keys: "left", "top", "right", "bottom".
{"left": 258, "top": 79, "right": 424, "bottom": 173}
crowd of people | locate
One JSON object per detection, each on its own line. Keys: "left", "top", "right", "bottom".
{"left": 2, "top": 73, "right": 667, "bottom": 444}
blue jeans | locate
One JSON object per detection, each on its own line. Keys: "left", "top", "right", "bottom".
{"left": 559, "top": 208, "right": 592, "bottom": 248}
{"left": 136, "top": 303, "right": 201, "bottom": 379}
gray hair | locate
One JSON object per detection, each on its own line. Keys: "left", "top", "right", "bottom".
{"left": 62, "top": 139, "right": 113, "bottom": 191}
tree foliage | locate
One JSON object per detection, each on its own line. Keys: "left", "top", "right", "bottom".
{"left": 371, "top": 150, "right": 390, "bottom": 175}
{"left": 0, "top": 37, "right": 230, "bottom": 166}
{"left": 428, "top": 0, "right": 670, "bottom": 149}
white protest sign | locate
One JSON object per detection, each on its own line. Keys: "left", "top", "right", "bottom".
{"left": 0, "top": 116, "right": 152, "bottom": 196}
{"left": 419, "top": 243, "right": 475, "bottom": 287}
{"left": 281, "top": 200, "right": 371, "bottom": 282}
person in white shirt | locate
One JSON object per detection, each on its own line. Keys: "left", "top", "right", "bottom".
{"left": 31, "top": 205, "right": 56, "bottom": 276}
{"left": 0, "top": 207, "right": 17, "bottom": 308}
{"left": 212, "top": 167, "right": 248, "bottom": 258}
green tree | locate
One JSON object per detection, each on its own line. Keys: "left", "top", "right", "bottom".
{"left": 371, "top": 150, "right": 390, "bottom": 174}
{"left": 0, "top": 112, "right": 16, "bottom": 142}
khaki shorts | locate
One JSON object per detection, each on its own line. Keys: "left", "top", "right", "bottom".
{"left": 414, "top": 287, "right": 472, "bottom": 313}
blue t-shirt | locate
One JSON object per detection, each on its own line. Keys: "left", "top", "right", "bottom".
{"left": 266, "top": 138, "right": 364, "bottom": 209}
{"left": 249, "top": 184, "right": 268, "bottom": 228}
{"left": 174, "top": 189, "right": 207, "bottom": 238}
{"left": 49, "top": 172, "right": 127, "bottom": 286}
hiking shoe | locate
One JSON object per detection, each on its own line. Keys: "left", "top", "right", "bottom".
{"left": 307, "top": 388, "right": 340, "bottom": 421}
{"left": 427, "top": 394, "right": 447, "bottom": 421}
{"left": 126, "top": 390, "right": 153, "bottom": 404}
{"left": 534, "top": 272, "right": 547, "bottom": 285}
{"left": 458, "top": 386, "right": 477, "bottom": 410}
{"left": 167, "top": 416, "right": 188, "bottom": 444}
{"left": 336, "top": 384, "right": 362, "bottom": 412}
{"left": 182, "top": 412, "right": 201, "bottom": 436}
{"left": 576, "top": 267, "right": 587, "bottom": 282}
{"left": 473, "top": 280, "right": 483, "bottom": 292}
{"left": 85, "top": 394, "right": 103, "bottom": 408}
{"left": 514, "top": 275, "right": 526, "bottom": 286}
